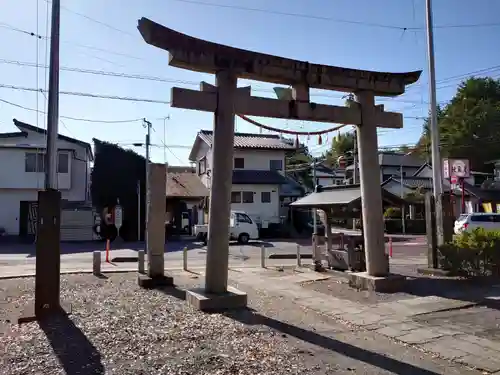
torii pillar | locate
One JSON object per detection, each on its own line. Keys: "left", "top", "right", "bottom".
{"left": 355, "top": 91, "right": 387, "bottom": 276}
{"left": 185, "top": 71, "right": 248, "bottom": 311}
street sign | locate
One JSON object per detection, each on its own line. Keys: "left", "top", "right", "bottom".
{"left": 114, "top": 205, "right": 123, "bottom": 229}
{"left": 450, "top": 176, "right": 458, "bottom": 184}
{"left": 443, "top": 158, "right": 470, "bottom": 179}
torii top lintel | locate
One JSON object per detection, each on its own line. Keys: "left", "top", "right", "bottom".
{"left": 138, "top": 18, "right": 421, "bottom": 97}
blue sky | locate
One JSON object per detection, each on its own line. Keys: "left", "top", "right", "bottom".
{"left": 1, "top": 0, "right": 499, "bottom": 165}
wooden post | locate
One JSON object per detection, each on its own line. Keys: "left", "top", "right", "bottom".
{"left": 19, "top": 190, "right": 68, "bottom": 323}
{"left": 425, "top": 192, "right": 438, "bottom": 269}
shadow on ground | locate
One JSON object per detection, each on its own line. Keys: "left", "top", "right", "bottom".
{"left": 225, "top": 308, "right": 442, "bottom": 374}
{"left": 39, "top": 314, "right": 104, "bottom": 374}
{"left": 402, "top": 275, "right": 500, "bottom": 311}
{"left": 150, "top": 282, "right": 442, "bottom": 374}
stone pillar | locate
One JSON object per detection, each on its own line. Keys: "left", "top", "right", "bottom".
{"left": 139, "top": 163, "right": 172, "bottom": 287}
{"left": 147, "top": 163, "right": 167, "bottom": 277}
{"left": 355, "top": 91, "right": 388, "bottom": 276}
{"left": 205, "top": 70, "right": 237, "bottom": 294}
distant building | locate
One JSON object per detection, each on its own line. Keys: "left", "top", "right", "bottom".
{"left": 0, "top": 119, "right": 93, "bottom": 238}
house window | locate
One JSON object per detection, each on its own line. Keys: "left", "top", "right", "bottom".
{"left": 261, "top": 192, "right": 271, "bottom": 203}
{"left": 234, "top": 157, "right": 245, "bottom": 169}
{"left": 198, "top": 157, "right": 207, "bottom": 175}
{"left": 269, "top": 159, "right": 283, "bottom": 171}
{"left": 231, "top": 191, "right": 241, "bottom": 203}
{"left": 242, "top": 191, "right": 254, "bottom": 203}
{"left": 57, "top": 153, "right": 69, "bottom": 173}
{"left": 25, "top": 152, "right": 45, "bottom": 172}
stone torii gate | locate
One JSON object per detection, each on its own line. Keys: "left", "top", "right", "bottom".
{"left": 137, "top": 18, "right": 421, "bottom": 310}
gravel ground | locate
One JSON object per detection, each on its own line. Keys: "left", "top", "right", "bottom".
{"left": 0, "top": 274, "right": 318, "bottom": 375}
{"left": 0, "top": 272, "right": 483, "bottom": 375}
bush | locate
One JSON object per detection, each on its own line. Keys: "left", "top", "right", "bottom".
{"left": 384, "top": 207, "right": 401, "bottom": 218}
{"left": 438, "top": 228, "right": 500, "bottom": 277}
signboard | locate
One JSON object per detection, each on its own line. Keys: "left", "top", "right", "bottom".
{"left": 443, "top": 158, "right": 470, "bottom": 179}
{"left": 442, "top": 159, "right": 450, "bottom": 179}
{"left": 114, "top": 205, "right": 123, "bottom": 229}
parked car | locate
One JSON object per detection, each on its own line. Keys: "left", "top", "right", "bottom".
{"left": 454, "top": 213, "right": 500, "bottom": 234}
{"left": 194, "top": 210, "right": 259, "bottom": 245}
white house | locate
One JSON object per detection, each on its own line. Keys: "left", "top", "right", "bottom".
{"left": 311, "top": 162, "right": 345, "bottom": 189}
{"left": 346, "top": 151, "right": 423, "bottom": 184}
{"left": 0, "top": 119, "right": 93, "bottom": 237}
{"left": 188, "top": 130, "right": 295, "bottom": 227}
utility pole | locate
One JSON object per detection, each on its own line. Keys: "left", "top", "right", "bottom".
{"left": 425, "top": 0, "right": 444, "bottom": 246}
{"left": 143, "top": 119, "right": 152, "bottom": 252}
{"left": 19, "top": 0, "right": 65, "bottom": 323}
{"left": 45, "top": 0, "right": 61, "bottom": 189}
{"left": 352, "top": 128, "right": 358, "bottom": 230}
{"left": 312, "top": 158, "right": 318, "bottom": 235}
{"left": 352, "top": 128, "right": 358, "bottom": 185}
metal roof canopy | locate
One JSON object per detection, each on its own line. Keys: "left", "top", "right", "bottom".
{"left": 290, "top": 184, "right": 406, "bottom": 209}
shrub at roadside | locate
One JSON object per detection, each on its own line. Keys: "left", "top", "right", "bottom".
{"left": 439, "top": 228, "right": 500, "bottom": 277}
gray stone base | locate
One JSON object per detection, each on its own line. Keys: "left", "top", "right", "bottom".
{"left": 137, "top": 274, "right": 174, "bottom": 289}
{"left": 417, "top": 267, "right": 454, "bottom": 277}
{"left": 186, "top": 286, "right": 247, "bottom": 312}
{"left": 349, "top": 272, "right": 406, "bottom": 293}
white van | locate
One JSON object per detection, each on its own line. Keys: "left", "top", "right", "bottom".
{"left": 193, "top": 210, "right": 260, "bottom": 245}
{"left": 454, "top": 213, "right": 500, "bottom": 234}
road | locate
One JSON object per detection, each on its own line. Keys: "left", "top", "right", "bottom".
{"left": 0, "top": 236, "right": 428, "bottom": 278}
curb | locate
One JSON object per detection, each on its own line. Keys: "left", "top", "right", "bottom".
{"left": 268, "top": 253, "right": 313, "bottom": 259}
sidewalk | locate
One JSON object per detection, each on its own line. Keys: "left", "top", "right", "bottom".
{"left": 226, "top": 266, "right": 500, "bottom": 373}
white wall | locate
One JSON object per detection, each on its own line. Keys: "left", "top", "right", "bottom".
{"left": 0, "top": 148, "right": 72, "bottom": 190}
{"left": 0, "top": 130, "right": 90, "bottom": 201}
{"left": 231, "top": 184, "right": 280, "bottom": 224}
{"left": 232, "top": 149, "right": 285, "bottom": 170}
{"left": 0, "top": 129, "right": 91, "bottom": 235}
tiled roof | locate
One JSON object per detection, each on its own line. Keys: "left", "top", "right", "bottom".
{"left": 12, "top": 119, "right": 94, "bottom": 160}
{"left": 232, "top": 170, "right": 288, "bottom": 185}
{"left": 291, "top": 184, "right": 405, "bottom": 208}
{"left": 166, "top": 168, "right": 208, "bottom": 198}
{"left": 198, "top": 130, "right": 296, "bottom": 150}
{"left": 280, "top": 175, "right": 305, "bottom": 197}
{"left": 378, "top": 152, "right": 422, "bottom": 167}
{"left": 392, "top": 176, "right": 434, "bottom": 190}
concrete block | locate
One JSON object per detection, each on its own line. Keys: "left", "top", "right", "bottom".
{"left": 138, "top": 250, "right": 145, "bottom": 274}
{"left": 92, "top": 251, "right": 101, "bottom": 276}
{"left": 137, "top": 274, "right": 174, "bottom": 289}
{"left": 349, "top": 272, "right": 406, "bottom": 292}
{"left": 186, "top": 286, "right": 247, "bottom": 312}
{"left": 396, "top": 328, "right": 445, "bottom": 344}
{"left": 456, "top": 355, "right": 500, "bottom": 373}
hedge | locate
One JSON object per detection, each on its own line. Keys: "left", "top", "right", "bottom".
{"left": 439, "top": 228, "right": 500, "bottom": 277}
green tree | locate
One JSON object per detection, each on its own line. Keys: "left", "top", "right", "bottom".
{"left": 417, "top": 77, "right": 500, "bottom": 171}
{"left": 325, "top": 132, "right": 355, "bottom": 166}
{"left": 285, "top": 141, "right": 313, "bottom": 189}
{"left": 91, "top": 139, "right": 146, "bottom": 240}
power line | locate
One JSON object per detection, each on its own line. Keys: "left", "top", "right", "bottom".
{"left": 0, "top": 97, "right": 155, "bottom": 123}
{"left": 0, "top": 83, "right": 171, "bottom": 104}
{"left": 0, "top": 21, "right": 144, "bottom": 61}
{"left": 43, "top": 0, "right": 138, "bottom": 38}
{"left": 169, "top": 0, "right": 500, "bottom": 31}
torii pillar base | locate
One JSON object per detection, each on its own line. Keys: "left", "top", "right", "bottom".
{"left": 186, "top": 286, "right": 248, "bottom": 312}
